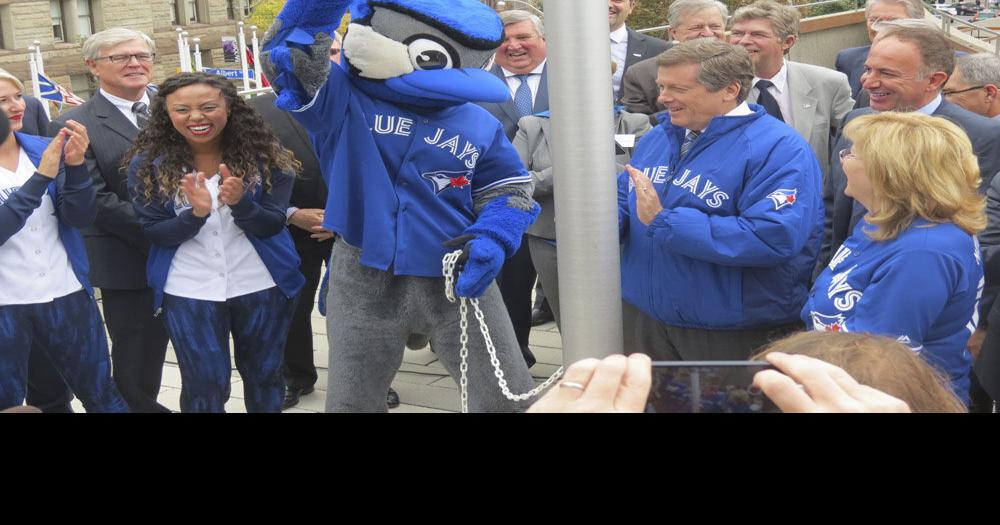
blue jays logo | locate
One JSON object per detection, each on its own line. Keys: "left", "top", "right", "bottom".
{"left": 810, "top": 311, "right": 848, "bottom": 332}
{"left": 895, "top": 335, "right": 924, "bottom": 354}
{"left": 421, "top": 170, "right": 473, "bottom": 195}
{"left": 767, "top": 188, "right": 797, "bottom": 210}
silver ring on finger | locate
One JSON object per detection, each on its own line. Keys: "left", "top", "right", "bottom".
{"left": 558, "top": 381, "right": 586, "bottom": 392}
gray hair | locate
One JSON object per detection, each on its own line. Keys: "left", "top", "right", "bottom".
{"left": 82, "top": 27, "right": 156, "bottom": 61}
{"left": 732, "top": 0, "right": 801, "bottom": 42}
{"left": 656, "top": 39, "right": 753, "bottom": 102}
{"left": 668, "top": 0, "right": 729, "bottom": 30}
{"left": 955, "top": 53, "right": 1000, "bottom": 87}
{"left": 499, "top": 9, "right": 545, "bottom": 38}
{"left": 864, "top": 0, "right": 925, "bottom": 19}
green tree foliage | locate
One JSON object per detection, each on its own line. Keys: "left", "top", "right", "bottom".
{"left": 246, "top": 0, "right": 351, "bottom": 34}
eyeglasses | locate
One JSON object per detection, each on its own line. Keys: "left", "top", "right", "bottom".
{"left": 839, "top": 148, "right": 857, "bottom": 161}
{"left": 94, "top": 53, "right": 156, "bottom": 65}
{"left": 943, "top": 85, "right": 988, "bottom": 96}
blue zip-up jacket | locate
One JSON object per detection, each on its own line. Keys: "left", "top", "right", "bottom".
{"left": 619, "top": 105, "right": 824, "bottom": 329}
{"left": 0, "top": 133, "right": 96, "bottom": 296}
{"left": 805, "top": 218, "right": 982, "bottom": 402}
{"left": 127, "top": 155, "right": 305, "bottom": 310}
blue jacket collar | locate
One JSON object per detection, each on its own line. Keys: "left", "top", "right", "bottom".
{"left": 658, "top": 103, "right": 767, "bottom": 143}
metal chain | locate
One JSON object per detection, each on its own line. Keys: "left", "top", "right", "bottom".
{"left": 443, "top": 250, "right": 564, "bottom": 413}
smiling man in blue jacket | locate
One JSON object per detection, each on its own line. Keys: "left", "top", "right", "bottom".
{"left": 621, "top": 39, "right": 823, "bottom": 360}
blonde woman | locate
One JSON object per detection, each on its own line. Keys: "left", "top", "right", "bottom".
{"left": 805, "top": 112, "right": 986, "bottom": 403}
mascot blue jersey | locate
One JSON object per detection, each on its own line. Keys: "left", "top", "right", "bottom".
{"left": 805, "top": 218, "right": 983, "bottom": 402}
{"left": 289, "top": 64, "right": 530, "bottom": 277}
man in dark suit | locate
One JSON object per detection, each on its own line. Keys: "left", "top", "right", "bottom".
{"left": 50, "top": 28, "right": 170, "bottom": 413}
{"left": 621, "top": 0, "right": 726, "bottom": 118}
{"left": 475, "top": 9, "right": 549, "bottom": 367}
{"left": 834, "top": 0, "right": 924, "bottom": 107}
{"left": 610, "top": 1, "right": 671, "bottom": 104}
{"left": 250, "top": 92, "right": 334, "bottom": 410}
{"left": 820, "top": 24, "right": 1000, "bottom": 274}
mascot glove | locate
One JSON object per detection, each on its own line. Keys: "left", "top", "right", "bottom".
{"left": 447, "top": 196, "right": 540, "bottom": 298}
{"left": 269, "top": 0, "right": 349, "bottom": 40}
{"left": 261, "top": 22, "right": 333, "bottom": 111}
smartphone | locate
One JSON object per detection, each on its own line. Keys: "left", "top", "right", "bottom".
{"left": 646, "top": 361, "right": 779, "bottom": 413}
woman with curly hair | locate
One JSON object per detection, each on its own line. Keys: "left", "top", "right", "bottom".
{"left": 805, "top": 111, "right": 986, "bottom": 404}
{"left": 126, "top": 72, "right": 304, "bottom": 413}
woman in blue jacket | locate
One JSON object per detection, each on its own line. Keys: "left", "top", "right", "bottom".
{"left": 0, "top": 71, "right": 127, "bottom": 412}
{"left": 805, "top": 112, "right": 986, "bottom": 403}
{"left": 127, "top": 73, "right": 305, "bottom": 413}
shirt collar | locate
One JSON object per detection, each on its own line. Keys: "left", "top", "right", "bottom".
{"left": 686, "top": 102, "right": 753, "bottom": 135}
{"left": 610, "top": 25, "right": 629, "bottom": 44}
{"left": 752, "top": 60, "right": 788, "bottom": 94}
{"left": 501, "top": 60, "right": 546, "bottom": 78}
{"left": 916, "top": 93, "right": 943, "bottom": 115}
{"left": 100, "top": 88, "right": 150, "bottom": 111}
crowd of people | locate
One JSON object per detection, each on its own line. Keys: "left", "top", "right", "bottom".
{"left": 1, "top": 0, "right": 998, "bottom": 413}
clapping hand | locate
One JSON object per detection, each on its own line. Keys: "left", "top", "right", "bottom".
{"left": 59, "top": 120, "right": 89, "bottom": 166}
{"left": 626, "top": 165, "right": 664, "bottom": 226}
{"left": 217, "top": 164, "right": 245, "bottom": 206}
{"left": 36, "top": 132, "right": 66, "bottom": 180}
{"left": 181, "top": 172, "right": 213, "bottom": 218}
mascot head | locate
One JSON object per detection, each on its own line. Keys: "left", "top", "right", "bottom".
{"left": 342, "top": 0, "right": 510, "bottom": 106}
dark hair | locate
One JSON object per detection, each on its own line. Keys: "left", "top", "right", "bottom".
{"left": 126, "top": 72, "right": 300, "bottom": 204}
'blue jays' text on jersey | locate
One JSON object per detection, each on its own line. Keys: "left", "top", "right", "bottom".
{"left": 804, "top": 218, "right": 983, "bottom": 402}
{"left": 618, "top": 105, "right": 824, "bottom": 330}
{"left": 287, "top": 65, "right": 531, "bottom": 277}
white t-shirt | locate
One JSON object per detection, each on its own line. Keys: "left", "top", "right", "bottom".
{"left": 164, "top": 173, "right": 276, "bottom": 301}
{"left": 0, "top": 148, "right": 83, "bottom": 305}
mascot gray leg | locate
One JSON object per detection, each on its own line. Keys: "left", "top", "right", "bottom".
{"left": 325, "top": 242, "right": 408, "bottom": 413}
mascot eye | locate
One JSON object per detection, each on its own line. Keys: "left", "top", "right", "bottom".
{"left": 407, "top": 38, "right": 456, "bottom": 70}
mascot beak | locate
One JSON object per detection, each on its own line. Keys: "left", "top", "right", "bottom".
{"left": 384, "top": 68, "right": 511, "bottom": 104}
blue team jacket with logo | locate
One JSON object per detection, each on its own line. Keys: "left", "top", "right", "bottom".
{"left": 805, "top": 218, "right": 983, "bottom": 402}
{"left": 128, "top": 156, "right": 305, "bottom": 310}
{"left": 619, "top": 105, "right": 824, "bottom": 330}
{"left": 0, "top": 133, "right": 95, "bottom": 296}
{"left": 287, "top": 65, "right": 532, "bottom": 277}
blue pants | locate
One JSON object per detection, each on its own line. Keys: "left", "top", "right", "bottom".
{"left": 162, "top": 287, "right": 295, "bottom": 413}
{"left": 0, "top": 290, "right": 128, "bottom": 412}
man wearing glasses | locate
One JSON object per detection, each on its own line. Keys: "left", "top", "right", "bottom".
{"left": 46, "top": 28, "right": 170, "bottom": 413}
{"left": 944, "top": 53, "right": 1000, "bottom": 120}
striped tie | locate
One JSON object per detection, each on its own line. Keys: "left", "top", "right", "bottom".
{"left": 132, "top": 101, "right": 150, "bottom": 129}
{"left": 680, "top": 130, "right": 701, "bottom": 158}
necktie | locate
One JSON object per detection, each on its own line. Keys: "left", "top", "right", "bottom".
{"left": 754, "top": 79, "right": 784, "bottom": 122}
{"left": 680, "top": 130, "right": 701, "bottom": 159}
{"left": 132, "top": 101, "right": 150, "bottom": 129}
{"left": 513, "top": 74, "right": 535, "bottom": 118}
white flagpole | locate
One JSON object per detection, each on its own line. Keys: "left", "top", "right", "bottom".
{"left": 250, "top": 25, "right": 263, "bottom": 89}
{"left": 33, "top": 41, "right": 45, "bottom": 75}
{"left": 193, "top": 37, "right": 203, "bottom": 71}
{"left": 176, "top": 28, "right": 186, "bottom": 72}
{"left": 27, "top": 45, "right": 51, "bottom": 120}
{"left": 237, "top": 22, "right": 251, "bottom": 91}
{"left": 181, "top": 31, "right": 191, "bottom": 72}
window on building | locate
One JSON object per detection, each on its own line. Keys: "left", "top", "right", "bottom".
{"left": 51, "top": 0, "right": 66, "bottom": 42}
{"left": 187, "top": 0, "right": 200, "bottom": 22}
{"left": 171, "top": 0, "right": 180, "bottom": 25}
{"left": 77, "top": 0, "right": 94, "bottom": 38}
{"left": 0, "top": 6, "right": 7, "bottom": 50}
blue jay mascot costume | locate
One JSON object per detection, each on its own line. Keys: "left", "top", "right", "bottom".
{"left": 262, "top": 0, "right": 541, "bottom": 412}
